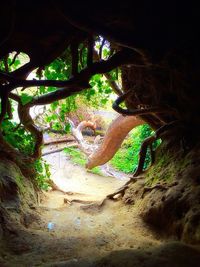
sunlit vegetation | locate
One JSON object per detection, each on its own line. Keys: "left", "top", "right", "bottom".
{"left": 111, "top": 125, "right": 161, "bottom": 173}
{"left": 0, "top": 41, "right": 155, "bottom": 189}
{"left": 63, "top": 147, "right": 102, "bottom": 175}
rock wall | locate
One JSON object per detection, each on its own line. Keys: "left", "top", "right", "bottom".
{"left": 0, "top": 158, "right": 38, "bottom": 245}
{"left": 123, "top": 141, "right": 200, "bottom": 244}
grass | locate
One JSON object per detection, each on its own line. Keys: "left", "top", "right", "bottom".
{"left": 110, "top": 125, "right": 161, "bottom": 174}
{"left": 63, "top": 147, "right": 102, "bottom": 175}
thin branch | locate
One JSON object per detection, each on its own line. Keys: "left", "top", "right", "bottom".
{"left": 104, "top": 72, "right": 122, "bottom": 96}
{"left": 71, "top": 42, "right": 79, "bottom": 76}
{"left": 3, "top": 54, "right": 9, "bottom": 72}
{"left": 94, "top": 51, "right": 122, "bottom": 96}
{"left": 87, "top": 36, "right": 94, "bottom": 67}
{"left": 133, "top": 135, "right": 156, "bottom": 177}
{"left": 99, "top": 38, "right": 106, "bottom": 59}
{"left": 9, "top": 93, "right": 43, "bottom": 159}
{"left": 42, "top": 143, "right": 78, "bottom": 156}
{"left": 0, "top": 92, "right": 8, "bottom": 124}
{"left": 149, "top": 143, "right": 155, "bottom": 165}
{"left": 133, "top": 120, "right": 180, "bottom": 177}
{"left": 13, "top": 122, "right": 21, "bottom": 132}
{"left": 14, "top": 49, "right": 135, "bottom": 106}
{"left": 9, "top": 51, "right": 20, "bottom": 66}
{"left": 112, "top": 90, "right": 172, "bottom": 116}
{"left": 18, "top": 104, "right": 43, "bottom": 159}
{"left": 9, "top": 49, "right": 133, "bottom": 89}
{"left": 79, "top": 45, "right": 85, "bottom": 68}
{"left": 6, "top": 99, "right": 12, "bottom": 119}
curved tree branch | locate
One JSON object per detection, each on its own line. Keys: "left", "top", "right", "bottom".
{"left": 9, "top": 93, "right": 43, "bottom": 159}
{"left": 104, "top": 72, "right": 122, "bottom": 96}
{"left": 71, "top": 42, "right": 79, "bottom": 76}
{"left": 86, "top": 115, "right": 144, "bottom": 169}
{"left": 0, "top": 91, "right": 9, "bottom": 124}
{"left": 112, "top": 90, "right": 173, "bottom": 116}
{"left": 133, "top": 120, "right": 181, "bottom": 177}
{"left": 87, "top": 36, "right": 94, "bottom": 67}
{"left": 94, "top": 51, "right": 122, "bottom": 96}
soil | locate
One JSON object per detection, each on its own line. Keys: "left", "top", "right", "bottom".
{"left": 1, "top": 146, "right": 200, "bottom": 266}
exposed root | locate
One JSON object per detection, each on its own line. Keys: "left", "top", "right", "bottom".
{"left": 80, "top": 198, "right": 107, "bottom": 213}
{"left": 141, "top": 181, "right": 178, "bottom": 198}
{"left": 106, "top": 176, "right": 144, "bottom": 200}
{"left": 133, "top": 135, "right": 157, "bottom": 177}
{"left": 64, "top": 198, "right": 95, "bottom": 205}
{"left": 18, "top": 104, "right": 43, "bottom": 159}
{"left": 133, "top": 120, "right": 181, "bottom": 177}
{"left": 43, "top": 137, "right": 75, "bottom": 146}
{"left": 112, "top": 89, "right": 173, "bottom": 116}
{"left": 42, "top": 143, "right": 77, "bottom": 156}
{"left": 141, "top": 184, "right": 167, "bottom": 198}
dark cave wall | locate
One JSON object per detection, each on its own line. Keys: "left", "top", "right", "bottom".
{"left": 0, "top": 158, "right": 38, "bottom": 241}
{"left": 123, "top": 140, "right": 200, "bottom": 244}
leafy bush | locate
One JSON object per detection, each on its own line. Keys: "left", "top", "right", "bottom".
{"left": 111, "top": 124, "right": 161, "bottom": 173}
{"left": 2, "top": 120, "right": 34, "bottom": 155}
{"left": 1, "top": 120, "right": 51, "bottom": 190}
{"left": 63, "top": 147, "right": 102, "bottom": 175}
{"left": 33, "top": 159, "right": 51, "bottom": 190}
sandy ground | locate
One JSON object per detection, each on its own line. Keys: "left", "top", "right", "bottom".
{"left": 43, "top": 147, "right": 129, "bottom": 203}
{"left": 3, "top": 146, "right": 200, "bottom": 266}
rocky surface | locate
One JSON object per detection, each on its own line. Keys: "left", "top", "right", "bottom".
{"left": 123, "top": 142, "right": 200, "bottom": 244}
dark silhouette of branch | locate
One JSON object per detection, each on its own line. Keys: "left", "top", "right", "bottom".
{"left": 9, "top": 52, "right": 20, "bottom": 66}
{"left": 93, "top": 50, "right": 122, "bottom": 96}
{"left": 9, "top": 93, "right": 43, "bottom": 159}
{"left": 3, "top": 54, "right": 9, "bottom": 72}
{"left": 133, "top": 120, "right": 180, "bottom": 177}
{"left": 112, "top": 90, "right": 172, "bottom": 116}
{"left": 104, "top": 72, "right": 122, "bottom": 96}
{"left": 10, "top": 49, "right": 136, "bottom": 106}
{"left": 6, "top": 99, "right": 12, "bottom": 119}
{"left": 99, "top": 38, "right": 106, "bottom": 59}
{"left": 87, "top": 37, "right": 94, "bottom": 67}
{"left": 0, "top": 91, "right": 8, "bottom": 124}
{"left": 71, "top": 42, "right": 79, "bottom": 76}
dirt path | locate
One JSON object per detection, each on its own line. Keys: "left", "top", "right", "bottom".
{"left": 3, "top": 147, "right": 200, "bottom": 267}
{"left": 42, "top": 148, "right": 130, "bottom": 205}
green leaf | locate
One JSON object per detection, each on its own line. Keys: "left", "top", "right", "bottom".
{"left": 39, "top": 86, "right": 45, "bottom": 94}
{"left": 64, "top": 123, "right": 71, "bottom": 133}
{"left": 21, "top": 93, "right": 33, "bottom": 105}
{"left": 101, "top": 98, "right": 107, "bottom": 105}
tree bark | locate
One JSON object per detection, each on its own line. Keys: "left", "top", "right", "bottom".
{"left": 86, "top": 115, "right": 144, "bottom": 169}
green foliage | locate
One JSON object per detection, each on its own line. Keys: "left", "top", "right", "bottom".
{"left": 145, "top": 145, "right": 190, "bottom": 186}
{"left": 38, "top": 45, "right": 116, "bottom": 129}
{"left": 64, "top": 147, "right": 86, "bottom": 166}
{"left": 21, "top": 93, "right": 33, "bottom": 105}
{"left": 2, "top": 120, "right": 34, "bottom": 155}
{"left": 63, "top": 147, "right": 102, "bottom": 175}
{"left": 33, "top": 159, "right": 51, "bottom": 190}
{"left": 87, "top": 74, "right": 112, "bottom": 107}
{"left": 111, "top": 124, "right": 161, "bottom": 173}
{"left": 1, "top": 120, "right": 51, "bottom": 190}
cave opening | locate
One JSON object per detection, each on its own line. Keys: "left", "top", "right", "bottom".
{"left": 1, "top": 2, "right": 200, "bottom": 266}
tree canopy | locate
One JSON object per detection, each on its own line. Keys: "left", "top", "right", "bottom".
{"left": 0, "top": 2, "right": 200, "bottom": 176}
